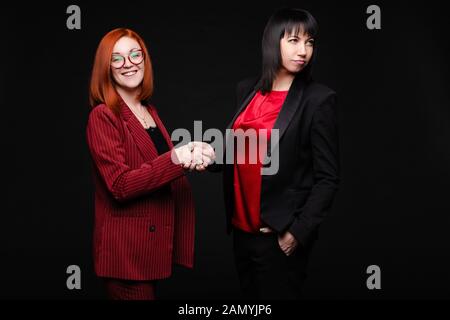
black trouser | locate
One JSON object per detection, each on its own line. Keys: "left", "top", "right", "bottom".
{"left": 233, "top": 227, "right": 312, "bottom": 300}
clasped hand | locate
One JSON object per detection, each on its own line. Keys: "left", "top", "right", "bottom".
{"left": 172, "top": 142, "right": 216, "bottom": 172}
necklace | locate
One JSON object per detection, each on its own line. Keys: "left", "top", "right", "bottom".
{"left": 130, "top": 104, "right": 150, "bottom": 129}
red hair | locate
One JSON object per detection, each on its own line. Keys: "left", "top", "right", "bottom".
{"left": 89, "top": 28, "right": 154, "bottom": 114}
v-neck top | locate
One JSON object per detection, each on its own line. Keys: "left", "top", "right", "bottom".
{"left": 145, "top": 126, "right": 170, "bottom": 155}
{"left": 231, "top": 90, "right": 289, "bottom": 233}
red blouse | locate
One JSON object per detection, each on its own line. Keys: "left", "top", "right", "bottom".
{"left": 231, "top": 90, "right": 288, "bottom": 233}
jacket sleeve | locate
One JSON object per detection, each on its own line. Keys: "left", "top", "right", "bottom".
{"left": 86, "top": 105, "right": 185, "bottom": 202}
{"left": 289, "top": 93, "right": 340, "bottom": 247}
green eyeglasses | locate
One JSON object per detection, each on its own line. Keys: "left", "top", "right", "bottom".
{"left": 111, "top": 50, "right": 144, "bottom": 69}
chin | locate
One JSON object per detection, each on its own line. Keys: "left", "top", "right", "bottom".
{"left": 120, "top": 81, "right": 141, "bottom": 90}
{"left": 287, "top": 68, "right": 302, "bottom": 74}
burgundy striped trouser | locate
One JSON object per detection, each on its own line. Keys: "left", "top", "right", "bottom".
{"left": 103, "top": 278, "right": 156, "bottom": 300}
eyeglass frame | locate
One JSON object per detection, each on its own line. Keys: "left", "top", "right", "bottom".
{"left": 111, "top": 49, "right": 145, "bottom": 69}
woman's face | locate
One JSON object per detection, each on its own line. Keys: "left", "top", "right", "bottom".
{"left": 111, "top": 36, "right": 145, "bottom": 91}
{"left": 279, "top": 30, "right": 314, "bottom": 74}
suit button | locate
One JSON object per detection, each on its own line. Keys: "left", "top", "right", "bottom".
{"left": 149, "top": 225, "right": 156, "bottom": 232}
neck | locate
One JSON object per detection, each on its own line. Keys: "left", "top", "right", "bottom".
{"left": 272, "top": 69, "right": 295, "bottom": 91}
{"left": 116, "top": 86, "right": 141, "bottom": 109}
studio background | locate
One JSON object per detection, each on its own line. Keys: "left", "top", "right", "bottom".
{"left": 0, "top": 1, "right": 449, "bottom": 299}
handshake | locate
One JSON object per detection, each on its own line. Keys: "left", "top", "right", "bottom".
{"left": 172, "top": 141, "right": 216, "bottom": 172}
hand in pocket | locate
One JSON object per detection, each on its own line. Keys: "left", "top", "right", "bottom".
{"left": 277, "top": 231, "right": 298, "bottom": 256}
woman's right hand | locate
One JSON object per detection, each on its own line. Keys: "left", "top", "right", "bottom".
{"left": 172, "top": 142, "right": 216, "bottom": 171}
{"left": 191, "top": 142, "right": 215, "bottom": 171}
{"left": 172, "top": 143, "right": 196, "bottom": 170}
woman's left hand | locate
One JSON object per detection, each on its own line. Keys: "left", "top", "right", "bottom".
{"left": 259, "top": 227, "right": 299, "bottom": 256}
{"left": 277, "top": 231, "right": 298, "bottom": 256}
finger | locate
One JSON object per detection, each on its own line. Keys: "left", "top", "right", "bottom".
{"left": 201, "top": 157, "right": 212, "bottom": 166}
{"left": 279, "top": 242, "right": 288, "bottom": 252}
{"left": 183, "top": 162, "right": 191, "bottom": 169}
{"left": 282, "top": 246, "right": 290, "bottom": 255}
{"left": 189, "top": 161, "right": 197, "bottom": 171}
{"left": 182, "top": 158, "right": 192, "bottom": 169}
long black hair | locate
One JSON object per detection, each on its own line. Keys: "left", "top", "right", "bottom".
{"left": 256, "top": 8, "right": 319, "bottom": 94}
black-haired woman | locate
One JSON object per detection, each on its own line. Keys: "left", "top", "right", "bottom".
{"left": 217, "top": 8, "right": 340, "bottom": 299}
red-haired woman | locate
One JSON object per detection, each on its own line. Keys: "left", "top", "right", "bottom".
{"left": 86, "top": 28, "right": 214, "bottom": 300}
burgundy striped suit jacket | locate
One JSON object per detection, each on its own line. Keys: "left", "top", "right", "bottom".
{"left": 86, "top": 101, "right": 195, "bottom": 280}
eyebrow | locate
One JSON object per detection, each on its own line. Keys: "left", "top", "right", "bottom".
{"left": 112, "top": 48, "right": 141, "bottom": 55}
{"left": 288, "top": 34, "right": 314, "bottom": 39}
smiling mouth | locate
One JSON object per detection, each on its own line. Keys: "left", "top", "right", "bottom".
{"left": 122, "top": 70, "right": 138, "bottom": 77}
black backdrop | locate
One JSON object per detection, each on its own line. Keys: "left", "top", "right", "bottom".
{"left": 0, "top": 1, "right": 449, "bottom": 299}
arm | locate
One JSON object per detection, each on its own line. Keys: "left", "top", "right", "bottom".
{"left": 86, "top": 106, "right": 185, "bottom": 203}
{"left": 288, "top": 93, "right": 340, "bottom": 247}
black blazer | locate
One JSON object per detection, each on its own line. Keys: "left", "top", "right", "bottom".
{"left": 213, "top": 74, "right": 340, "bottom": 248}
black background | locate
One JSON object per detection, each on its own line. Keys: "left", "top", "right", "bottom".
{"left": 0, "top": 1, "right": 449, "bottom": 299}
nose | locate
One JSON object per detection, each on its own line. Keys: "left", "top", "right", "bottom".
{"left": 297, "top": 42, "right": 307, "bottom": 56}
{"left": 123, "top": 57, "right": 133, "bottom": 68}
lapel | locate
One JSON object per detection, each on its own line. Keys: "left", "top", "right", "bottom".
{"left": 226, "top": 75, "right": 307, "bottom": 150}
{"left": 226, "top": 87, "right": 257, "bottom": 130}
{"left": 270, "top": 75, "right": 306, "bottom": 148}
{"left": 120, "top": 100, "right": 173, "bottom": 162}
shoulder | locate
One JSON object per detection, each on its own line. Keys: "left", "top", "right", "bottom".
{"left": 304, "top": 81, "right": 337, "bottom": 102}
{"left": 89, "top": 104, "right": 118, "bottom": 118}
{"left": 304, "top": 82, "right": 338, "bottom": 121}
{"left": 303, "top": 81, "right": 338, "bottom": 117}
{"left": 87, "top": 104, "right": 121, "bottom": 127}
